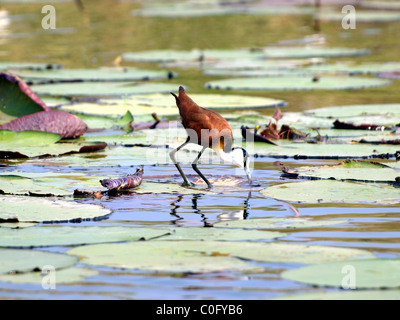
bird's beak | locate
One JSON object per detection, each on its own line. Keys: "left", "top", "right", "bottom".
{"left": 244, "top": 166, "right": 252, "bottom": 185}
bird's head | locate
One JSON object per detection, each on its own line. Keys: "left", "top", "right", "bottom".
{"left": 230, "top": 147, "right": 252, "bottom": 185}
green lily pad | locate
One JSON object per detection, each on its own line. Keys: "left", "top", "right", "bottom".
{"left": 0, "top": 248, "right": 78, "bottom": 274}
{"left": 304, "top": 104, "right": 400, "bottom": 119}
{"left": 17, "top": 68, "right": 175, "bottom": 83}
{"left": 0, "top": 267, "right": 98, "bottom": 285}
{"left": 305, "top": 62, "right": 400, "bottom": 75}
{"left": 0, "top": 62, "right": 62, "bottom": 71}
{"left": 68, "top": 241, "right": 374, "bottom": 271}
{"left": 205, "top": 76, "right": 391, "bottom": 91}
{"left": 288, "top": 160, "right": 400, "bottom": 183}
{"left": 250, "top": 140, "right": 400, "bottom": 159}
{"left": 0, "top": 196, "right": 112, "bottom": 223}
{"left": 0, "top": 175, "right": 70, "bottom": 196}
{"left": 317, "top": 11, "right": 400, "bottom": 23}
{"left": 31, "top": 82, "right": 183, "bottom": 98}
{"left": 261, "top": 180, "right": 400, "bottom": 204}
{"left": 281, "top": 259, "right": 400, "bottom": 289}
{"left": 155, "top": 227, "right": 284, "bottom": 241}
{"left": 67, "top": 241, "right": 257, "bottom": 274}
{"left": 0, "top": 226, "right": 170, "bottom": 247}
{"left": 214, "top": 217, "right": 349, "bottom": 230}
{"left": 261, "top": 47, "right": 370, "bottom": 59}
{"left": 0, "top": 130, "right": 107, "bottom": 159}
{"left": 361, "top": 1, "right": 400, "bottom": 10}
{"left": 274, "top": 290, "right": 400, "bottom": 300}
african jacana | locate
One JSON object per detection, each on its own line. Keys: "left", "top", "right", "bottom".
{"left": 170, "top": 86, "right": 252, "bottom": 189}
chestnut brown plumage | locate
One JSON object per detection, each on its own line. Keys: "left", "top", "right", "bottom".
{"left": 170, "top": 86, "right": 252, "bottom": 189}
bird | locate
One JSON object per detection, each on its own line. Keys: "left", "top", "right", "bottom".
{"left": 170, "top": 86, "right": 252, "bottom": 189}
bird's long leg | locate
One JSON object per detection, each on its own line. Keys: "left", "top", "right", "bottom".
{"left": 169, "top": 137, "right": 192, "bottom": 187}
{"left": 192, "top": 146, "right": 213, "bottom": 189}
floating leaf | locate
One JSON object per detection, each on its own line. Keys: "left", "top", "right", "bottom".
{"left": 68, "top": 241, "right": 374, "bottom": 271}
{"left": 17, "top": 68, "right": 176, "bottom": 83}
{"left": 0, "top": 110, "right": 88, "bottom": 139}
{"left": 0, "top": 130, "right": 106, "bottom": 159}
{"left": 275, "top": 290, "right": 400, "bottom": 300}
{"left": 214, "top": 217, "right": 349, "bottom": 230}
{"left": 305, "top": 62, "right": 400, "bottom": 75}
{"left": 261, "top": 47, "right": 370, "bottom": 59}
{"left": 304, "top": 104, "right": 400, "bottom": 119}
{"left": 205, "top": 76, "right": 391, "bottom": 91}
{"left": 67, "top": 241, "right": 257, "bottom": 274}
{"left": 32, "top": 82, "right": 183, "bottom": 98}
{"left": 281, "top": 259, "right": 400, "bottom": 289}
{"left": 261, "top": 180, "right": 400, "bottom": 204}
{"left": 0, "top": 62, "right": 62, "bottom": 71}
{"left": 154, "top": 227, "right": 284, "bottom": 241}
{"left": 0, "top": 73, "right": 49, "bottom": 122}
{"left": 0, "top": 196, "right": 112, "bottom": 222}
{"left": 0, "top": 267, "right": 98, "bottom": 285}
{"left": 286, "top": 159, "right": 400, "bottom": 183}
{"left": 0, "top": 175, "right": 70, "bottom": 196}
{"left": 0, "top": 248, "right": 78, "bottom": 274}
{"left": 317, "top": 11, "right": 400, "bottom": 23}
{"left": 0, "top": 226, "right": 170, "bottom": 247}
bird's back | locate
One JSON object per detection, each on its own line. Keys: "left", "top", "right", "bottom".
{"left": 171, "top": 87, "right": 233, "bottom": 152}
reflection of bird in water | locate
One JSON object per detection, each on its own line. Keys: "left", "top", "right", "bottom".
{"left": 170, "top": 86, "right": 252, "bottom": 189}
{"left": 218, "top": 191, "right": 252, "bottom": 221}
{"left": 169, "top": 194, "right": 212, "bottom": 227}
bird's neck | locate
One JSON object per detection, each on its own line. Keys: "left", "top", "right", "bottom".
{"left": 215, "top": 148, "right": 234, "bottom": 164}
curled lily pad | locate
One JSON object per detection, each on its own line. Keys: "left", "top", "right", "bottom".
{"left": 0, "top": 226, "right": 170, "bottom": 247}
{"left": 261, "top": 180, "right": 400, "bottom": 204}
{"left": 281, "top": 259, "right": 400, "bottom": 289}
{"left": 0, "top": 248, "right": 78, "bottom": 274}
{"left": 0, "top": 73, "right": 49, "bottom": 122}
{"left": 0, "top": 110, "right": 88, "bottom": 139}
{"left": 0, "top": 196, "right": 112, "bottom": 223}
{"left": 205, "top": 76, "right": 390, "bottom": 91}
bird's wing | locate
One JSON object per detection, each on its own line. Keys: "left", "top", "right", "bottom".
{"left": 183, "top": 107, "right": 233, "bottom": 151}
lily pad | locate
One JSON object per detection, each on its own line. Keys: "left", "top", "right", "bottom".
{"left": 287, "top": 160, "right": 400, "bottom": 183}
{"left": 250, "top": 140, "right": 400, "bottom": 159}
{"left": 214, "top": 217, "right": 349, "bottom": 230}
{"left": 0, "top": 267, "right": 98, "bottom": 285}
{"left": 17, "top": 68, "right": 175, "bottom": 83}
{"left": 205, "top": 76, "right": 390, "bottom": 91}
{"left": 281, "top": 259, "right": 400, "bottom": 289}
{"left": 304, "top": 104, "right": 400, "bottom": 119}
{"left": 317, "top": 11, "right": 400, "bottom": 23}
{"left": 261, "top": 180, "right": 400, "bottom": 204}
{"left": 31, "top": 82, "right": 183, "bottom": 98}
{"left": 261, "top": 47, "right": 370, "bottom": 59}
{"left": 361, "top": 1, "right": 400, "bottom": 10}
{"left": 0, "top": 226, "right": 170, "bottom": 247}
{"left": 0, "top": 130, "right": 107, "bottom": 159}
{"left": 68, "top": 241, "right": 374, "bottom": 271}
{"left": 67, "top": 241, "right": 257, "bottom": 274}
{"left": 0, "top": 196, "right": 112, "bottom": 223}
{"left": 0, "top": 73, "right": 49, "bottom": 121}
{"left": 275, "top": 290, "right": 400, "bottom": 300}
{"left": 0, "top": 62, "right": 62, "bottom": 71}
{"left": 0, "top": 248, "right": 78, "bottom": 274}
{"left": 305, "top": 62, "right": 400, "bottom": 75}
{"left": 155, "top": 227, "right": 284, "bottom": 241}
